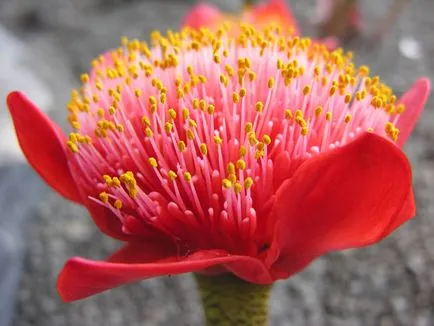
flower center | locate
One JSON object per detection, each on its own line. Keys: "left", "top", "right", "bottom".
{"left": 65, "top": 23, "right": 404, "bottom": 255}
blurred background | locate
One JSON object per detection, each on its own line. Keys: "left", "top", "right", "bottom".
{"left": 0, "top": 0, "right": 433, "bottom": 325}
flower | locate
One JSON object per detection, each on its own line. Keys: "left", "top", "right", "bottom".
{"left": 183, "top": 0, "right": 299, "bottom": 35}
{"left": 7, "top": 24, "right": 429, "bottom": 302}
{"left": 183, "top": 0, "right": 338, "bottom": 49}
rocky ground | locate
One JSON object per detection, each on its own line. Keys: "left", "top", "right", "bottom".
{"left": 0, "top": 0, "right": 433, "bottom": 325}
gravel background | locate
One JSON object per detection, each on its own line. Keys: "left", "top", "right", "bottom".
{"left": 0, "top": 0, "right": 433, "bottom": 325}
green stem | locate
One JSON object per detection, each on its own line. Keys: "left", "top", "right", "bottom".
{"left": 195, "top": 273, "right": 272, "bottom": 326}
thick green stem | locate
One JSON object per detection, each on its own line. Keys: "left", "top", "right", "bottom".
{"left": 195, "top": 273, "right": 272, "bottom": 326}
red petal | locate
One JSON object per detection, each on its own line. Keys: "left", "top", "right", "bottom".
{"left": 268, "top": 133, "right": 413, "bottom": 277}
{"left": 57, "top": 245, "right": 270, "bottom": 302}
{"left": 247, "top": 0, "right": 299, "bottom": 35}
{"left": 7, "top": 92, "right": 81, "bottom": 203}
{"left": 396, "top": 78, "right": 431, "bottom": 147}
{"left": 182, "top": 3, "right": 223, "bottom": 29}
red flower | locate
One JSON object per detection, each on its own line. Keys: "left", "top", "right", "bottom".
{"left": 7, "top": 25, "right": 429, "bottom": 302}
{"left": 183, "top": 0, "right": 298, "bottom": 34}
{"left": 183, "top": 0, "right": 338, "bottom": 49}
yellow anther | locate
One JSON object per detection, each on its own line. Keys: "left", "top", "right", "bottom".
{"left": 344, "top": 114, "right": 352, "bottom": 123}
{"left": 67, "top": 141, "right": 79, "bottom": 153}
{"left": 192, "top": 98, "right": 199, "bottom": 109}
{"left": 213, "top": 54, "right": 221, "bottom": 63}
{"left": 236, "top": 159, "right": 246, "bottom": 170}
{"left": 142, "top": 115, "right": 151, "bottom": 126}
{"left": 227, "top": 163, "right": 235, "bottom": 174}
{"left": 71, "top": 121, "right": 81, "bottom": 130}
{"left": 116, "top": 124, "right": 124, "bottom": 132}
{"left": 268, "top": 77, "right": 275, "bottom": 89}
{"left": 187, "top": 129, "right": 195, "bottom": 140}
{"left": 326, "top": 112, "right": 332, "bottom": 121}
{"left": 255, "top": 101, "right": 264, "bottom": 112}
{"left": 134, "top": 89, "right": 142, "bottom": 98}
{"left": 232, "top": 92, "right": 240, "bottom": 103}
{"left": 112, "top": 177, "right": 121, "bottom": 187}
{"left": 147, "top": 158, "right": 157, "bottom": 169}
{"left": 239, "top": 145, "right": 247, "bottom": 156}
{"left": 284, "top": 109, "right": 293, "bottom": 120}
{"left": 149, "top": 96, "right": 157, "bottom": 105}
{"left": 164, "top": 122, "right": 173, "bottom": 134}
{"left": 303, "top": 85, "right": 311, "bottom": 96}
{"left": 277, "top": 58, "right": 283, "bottom": 69}
{"left": 228, "top": 173, "right": 237, "bottom": 184}
{"left": 176, "top": 87, "right": 185, "bottom": 99}
{"left": 234, "top": 183, "right": 242, "bottom": 194}
{"left": 214, "top": 136, "right": 223, "bottom": 145}
{"left": 397, "top": 103, "right": 405, "bottom": 114}
{"left": 248, "top": 71, "right": 256, "bottom": 81}
{"left": 222, "top": 179, "right": 233, "bottom": 189}
{"left": 207, "top": 104, "right": 215, "bottom": 114}
{"left": 263, "top": 134, "right": 272, "bottom": 145}
{"left": 344, "top": 94, "right": 352, "bottom": 104}
{"left": 188, "top": 119, "right": 197, "bottom": 128}
{"left": 97, "top": 108, "right": 104, "bottom": 118}
{"left": 301, "top": 127, "right": 309, "bottom": 136}
{"left": 114, "top": 199, "right": 123, "bottom": 209}
{"left": 244, "top": 177, "right": 253, "bottom": 189}
{"left": 200, "top": 143, "right": 208, "bottom": 155}
{"left": 168, "top": 170, "right": 177, "bottom": 181}
{"left": 314, "top": 106, "right": 322, "bottom": 117}
{"left": 80, "top": 74, "right": 89, "bottom": 83}
{"left": 255, "top": 150, "right": 264, "bottom": 159}
{"left": 145, "top": 127, "right": 153, "bottom": 137}
{"left": 239, "top": 88, "right": 247, "bottom": 97}
{"left": 99, "top": 192, "right": 109, "bottom": 203}
{"left": 219, "top": 74, "right": 228, "bottom": 85}
{"left": 329, "top": 86, "right": 337, "bottom": 96}
{"left": 183, "top": 172, "right": 192, "bottom": 182}
{"left": 244, "top": 122, "right": 253, "bottom": 133}
{"left": 248, "top": 132, "right": 257, "bottom": 146}
{"left": 199, "top": 99, "right": 207, "bottom": 111}
{"left": 176, "top": 141, "right": 186, "bottom": 152}
{"left": 103, "top": 174, "right": 112, "bottom": 185}
{"left": 182, "top": 108, "right": 190, "bottom": 119}
{"left": 256, "top": 142, "right": 265, "bottom": 151}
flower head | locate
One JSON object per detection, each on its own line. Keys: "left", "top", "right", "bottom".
{"left": 7, "top": 23, "right": 429, "bottom": 302}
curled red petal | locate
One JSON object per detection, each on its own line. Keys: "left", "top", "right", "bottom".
{"left": 6, "top": 91, "right": 81, "bottom": 203}
{"left": 396, "top": 78, "right": 431, "bottom": 147}
{"left": 57, "top": 246, "right": 270, "bottom": 302}
{"left": 267, "top": 133, "right": 413, "bottom": 277}
{"left": 182, "top": 3, "right": 223, "bottom": 30}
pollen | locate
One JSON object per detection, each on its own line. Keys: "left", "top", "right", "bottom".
{"left": 183, "top": 172, "right": 192, "bottom": 182}
{"left": 168, "top": 170, "right": 177, "bottom": 181}
{"left": 148, "top": 157, "right": 158, "bottom": 168}
{"left": 200, "top": 143, "right": 208, "bottom": 155}
{"left": 114, "top": 199, "right": 123, "bottom": 209}
{"left": 222, "top": 179, "right": 233, "bottom": 189}
{"left": 244, "top": 177, "right": 253, "bottom": 189}
{"left": 99, "top": 192, "right": 109, "bottom": 203}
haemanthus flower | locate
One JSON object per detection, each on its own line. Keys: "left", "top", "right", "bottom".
{"left": 7, "top": 24, "right": 429, "bottom": 302}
